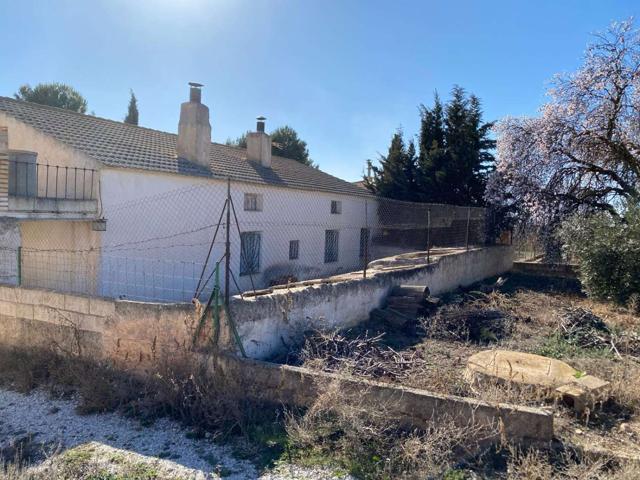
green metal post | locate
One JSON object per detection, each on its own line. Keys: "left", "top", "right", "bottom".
{"left": 212, "top": 262, "right": 220, "bottom": 347}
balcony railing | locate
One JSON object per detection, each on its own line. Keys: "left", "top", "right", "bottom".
{"left": 9, "top": 160, "right": 97, "bottom": 201}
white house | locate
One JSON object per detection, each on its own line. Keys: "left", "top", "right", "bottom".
{"left": 0, "top": 85, "right": 377, "bottom": 302}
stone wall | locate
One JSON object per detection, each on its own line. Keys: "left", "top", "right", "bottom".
{"left": 0, "top": 127, "right": 8, "bottom": 212}
{"left": 0, "top": 285, "right": 194, "bottom": 368}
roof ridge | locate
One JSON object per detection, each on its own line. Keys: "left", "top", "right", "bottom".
{"left": 0, "top": 95, "right": 182, "bottom": 138}
{"left": 1, "top": 96, "right": 314, "bottom": 167}
{"left": 0, "top": 95, "right": 372, "bottom": 197}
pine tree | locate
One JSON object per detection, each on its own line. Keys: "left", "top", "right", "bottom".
{"left": 124, "top": 90, "right": 139, "bottom": 126}
{"left": 365, "top": 130, "right": 417, "bottom": 201}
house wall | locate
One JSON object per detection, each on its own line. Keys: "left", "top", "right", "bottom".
{"left": 0, "top": 218, "right": 20, "bottom": 285}
{"left": 0, "top": 115, "right": 101, "bottom": 203}
{"left": 98, "top": 168, "right": 376, "bottom": 301}
{"left": 20, "top": 220, "right": 101, "bottom": 295}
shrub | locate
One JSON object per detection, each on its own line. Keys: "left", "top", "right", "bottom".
{"left": 559, "top": 204, "right": 640, "bottom": 305}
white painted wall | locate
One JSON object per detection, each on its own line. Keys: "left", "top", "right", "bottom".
{"left": 230, "top": 246, "right": 515, "bottom": 359}
{"left": 98, "top": 168, "right": 376, "bottom": 301}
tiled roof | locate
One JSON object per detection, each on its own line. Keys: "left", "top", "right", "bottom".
{"left": 0, "top": 96, "right": 370, "bottom": 197}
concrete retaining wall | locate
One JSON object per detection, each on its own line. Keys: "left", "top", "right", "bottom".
{"left": 512, "top": 261, "right": 578, "bottom": 279}
{"left": 231, "top": 246, "right": 514, "bottom": 359}
{"left": 212, "top": 353, "right": 553, "bottom": 444}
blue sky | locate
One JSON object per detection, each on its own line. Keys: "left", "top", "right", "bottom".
{"left": 1, "top": 0, "right": 638, "bottom": 181}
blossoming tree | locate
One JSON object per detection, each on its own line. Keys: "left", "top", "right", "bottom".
{"left": 487, "top": 19, "right": 640, "bottom": 257}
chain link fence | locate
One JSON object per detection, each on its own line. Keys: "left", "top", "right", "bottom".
{"left": 0, "top": 179, "right": 495, "bottom": 303}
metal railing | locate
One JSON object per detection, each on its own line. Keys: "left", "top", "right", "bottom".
{"left": 8, "top": 160, "right": 97, "bottom": 201}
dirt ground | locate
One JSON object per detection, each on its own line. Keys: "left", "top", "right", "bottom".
{"left": 286, "top": 273, "right": 640, "bottom": 465}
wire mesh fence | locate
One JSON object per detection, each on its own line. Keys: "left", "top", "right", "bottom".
{"left": 0, "top": 179, "right": 496, "bottom": 303}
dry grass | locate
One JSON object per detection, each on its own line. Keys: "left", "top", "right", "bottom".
{"left": 0, "top": 344, "right": 286, "bottom": 473}
{"left": 285, "top": 377, "right": 492, "bottom": 479}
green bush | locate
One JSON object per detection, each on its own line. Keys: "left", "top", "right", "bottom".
{"left": 559, "top": 204, "right": 640, "bottom": 305}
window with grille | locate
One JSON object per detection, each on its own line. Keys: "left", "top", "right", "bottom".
{"left": 244, "top": 193, "right": 262, "bottom": 211}
{"left": 289, "top": 240, "right": 299, "bottom": 260}
{"left": 330, "top": 200, "right": 342, "bottom": 214}
{"left": 240, "top": 231, "right": 261, "bottom": 275}
{"left": 324, "top": 230, "right": 339, "bottom": 263}
{"left": 359, "top": 228, "right": 370, "bottom": 258}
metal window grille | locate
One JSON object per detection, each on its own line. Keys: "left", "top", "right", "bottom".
{"left": 330, "top": 200, "right": 342, "bottom": 214}
{"left": 244, "top": 193, "right": 260, "bottom": 211}
{"left": 240, "top": 231, "right": 261, "bottom": 275}
{"left": 289, "top": 240, "right": 299, "bottom": 260}
{"left": 324, "top": 229, "right": 339, "bottom": 263}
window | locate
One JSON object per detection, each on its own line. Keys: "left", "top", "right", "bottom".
{"left": 359, "top": 228, "right": 370, "bottom": 259}
{"left": 240, "top": 231, "right": 261, "bottom": 275}
{"left": 289, "top": 240, "right": 299, "bottom": 260}
{"left": 324, "top": 230, "right": 339, "bottom": 263}
{"left": 330, "top": 200, "right": 342, "bottom": 214}
{"left": 244, "top": 193, "right": 263, "bottom": 211}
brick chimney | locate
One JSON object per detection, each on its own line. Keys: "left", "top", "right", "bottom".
{"left": 246, "top": 116, "right": 272, "bottom": 168}
{"left": 177, "top": 82, "right": 211, "bottom": 168}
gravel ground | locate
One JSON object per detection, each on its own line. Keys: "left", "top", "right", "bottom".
{"left": 0, "top": 387, "right": 351, "bottom": 479}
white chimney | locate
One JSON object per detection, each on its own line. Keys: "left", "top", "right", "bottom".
{"left": 177, "top": 82, "right": 211, "bottom": 168}
{"left": 246, "top": 116, "right": 272, "bottom": 168}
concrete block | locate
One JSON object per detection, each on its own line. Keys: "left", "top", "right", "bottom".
{"left": 64, "top": 294, "right": 90, "bottom": 314}
{"left": 89, "top": 297, "right": 115, "bottom": 317}
{"left": 0, "top": 286, "right": 17, "bottom": 302}
{"left": 15, "top": 303, "right": 34, "bottom": 320}
{"left": 41, "top": 291, "right": 65, "bottom": 310}
{"left": 33, "top": 305, "right": 52, "bottom": 323}
{"left": 80, "top": 315, "right": 107, "bottom": 333}
{"left": 0, "top": 301, "right": 16, "bottom": 317}
{"left": 15, "top": 288, "right": 43, "bottom": 306}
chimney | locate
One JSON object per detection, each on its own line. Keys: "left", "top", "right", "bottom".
{"left": 177, "top": 82, "right": 211, "bottom": 168}
{"left": 246, "top": 116, "right": 272, "bottom": 168}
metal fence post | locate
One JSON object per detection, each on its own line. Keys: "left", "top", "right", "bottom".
{"left": 363, "top": 199, "right": 368, "bottom": 279}
{"left": 16, "top": 247, "right": 21, "bottom": 286}
{"left": 426, "top": 208, "right": 431, "bottom": 263}
{"left": 224, "top": 177, "right": 231, "bottom": 309}
{"left": 465, "top": 207, "right": 471, "bottom": 251}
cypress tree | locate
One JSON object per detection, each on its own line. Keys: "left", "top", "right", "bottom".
{"left": 415, "top": 86, "right": 495, "bottom": 205}
{"left": 416, "top": 93, "right": 448, "bottom": 202}
{"left": 124, "top": 90, "right": 139, "bottom": 126}
{"left": 365, "top": 130, "right": 417, "bottom": 201}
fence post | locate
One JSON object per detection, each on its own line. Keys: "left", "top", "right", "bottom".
{"left": 465, "top": 207, "right": 471, "bottom": 251}
{"left": 363, "top": 199, "right": 368, "bottom": 279}
{"left": 16, "top": 247, "right": 21, "bottom": 286}
{"left": 224, "top": 177, "right": 231, "bottom": 309}
{"left": 426, "top": 208, "right": 431, "bottom": 263}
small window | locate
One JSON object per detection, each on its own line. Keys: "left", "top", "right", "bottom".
{"left": 324, "top": 230, "right": 339, "bottom": 263}
{"left": 289, "top": 240, "right": 299, "bottom": 260}
{"left": 359, "top": 228, "right": 370, "bottom": 258}
{"left": 240, "top": 231, "right": 261, "bottom": 275}
{"left": 330, "top": 200, "right": 342, "bottom": 214}
{"left": 244, "top": 193, "right": 263, "bottom": 211}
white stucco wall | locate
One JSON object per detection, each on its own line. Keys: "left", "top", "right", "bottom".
{"left": 229, "top": 246, "right": 515, "bottom": 359}
{"left": 98, "top": 168, "right": 376, "bottom": 301}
